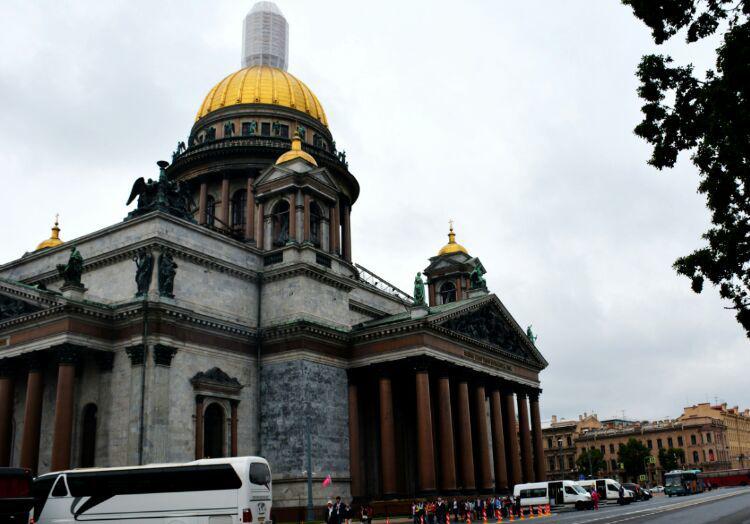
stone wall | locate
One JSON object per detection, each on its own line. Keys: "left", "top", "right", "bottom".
{"left": 261, "top": 358, "right": 350, "bottom": 506}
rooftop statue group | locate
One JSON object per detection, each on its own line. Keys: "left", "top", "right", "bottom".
{"left": 125, "top": 161, "right": 193, "bottom": 223}
{"left": 134, "top": 248, "right": 177, "bottom": 298}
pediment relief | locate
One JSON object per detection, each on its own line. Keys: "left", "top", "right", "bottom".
{"left": 0, "top": 294, "right": 43, "bottom": 322}
{"left": 433, "top": 301, "right": 545, "bottom": 367}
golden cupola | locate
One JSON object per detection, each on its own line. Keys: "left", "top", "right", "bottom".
{"left": 196, "top": 65, "right": 328, "bottom": 126}
{"left": 276, "top": 134, "right": 318, "bottom": 166}
{"left": 36, "top": 215, "right": 63, "bottom": 251}
{"left": 438, "top": 224, "right": 468, "bottom": 256}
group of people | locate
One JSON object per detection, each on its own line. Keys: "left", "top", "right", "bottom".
{"left": 326, "top": 496, "right": 374, "bottom": 524}
{"left": 411, "top": 496, "right": 533, "bottom": 522}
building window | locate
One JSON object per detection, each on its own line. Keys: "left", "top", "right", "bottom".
{"left": 708, "top": 449, "right": 715, "bottom": 461}
{"left": 678, "top": 436, "right": 684, "bottom": 447}
{"left": 242, "top": 122, "right": 256, "bottom": 136}
{"left": 693, "top": 451, "right": 700, "bottom": 463}
{"left": 271, "top": 199, "right": 291, "bottom": 247}
{"left": 568, "top": 456, "right": 574, "bottom": 470}
{"left": 231, "top": 189, "right": 247, "bottom": 229}
{"left": 647, "top": 440, "right": 653, "bottom": 449}
{"left": 609, "top": 444, "right": 615, "bottom": 454}
{"left": 547, "top": 437, "right": 553, "bottom": 449}
{"left": 79, "top": 403, "right": 97, "bottom": 468}
{"left": 203, "top": 403, "right": 226, "bottom": 458}
{"left": 668, "top": 437, "right": 674, "bottom": 448}
{"left": 657, "top": 439, "right": 663, "bottom": 449}
{"left": 691, "top": 434, "right": 697, "bottom": 445}
{"left": 600, "top": 445, "right": 605, "bottom": 455}
{"left": 261, "top": 122, "right": 271, "bottom": 136}
{"left": 273, "top": 122, "right": 289, "bottom": 138}
{"left": 707, "top": 433, "right": 712, "bottom": 443}
{"left": 439, "top": 282, "right": 456, "bottom": 304}
{"left": 611, "top": 459, "right": 617, "bottom": 471}
{"left": 548, "top": 458, "right": 555, "bottom": 471}
{"left": 206, "top": 196, "right": 216, "bottom": 227}
{"left": 309, "top": 201, "right": 322, "bottom": 246}
{"left": 567, "top": 436, "right": 572, "bottom": 447}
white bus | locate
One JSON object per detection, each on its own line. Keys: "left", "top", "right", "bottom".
{"left": 31, "top": 456, "right": 272, "bottom": 524}
{"left": 513, "top": 480, "right": 592, "bottom": 510}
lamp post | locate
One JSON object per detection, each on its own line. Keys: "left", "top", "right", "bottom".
{"left": 558, "top": 438, "right": 564, "bottom": 481}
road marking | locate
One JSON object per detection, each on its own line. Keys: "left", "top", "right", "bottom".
{"left": 568, "top": 490, "right": 749, "bottom": 524}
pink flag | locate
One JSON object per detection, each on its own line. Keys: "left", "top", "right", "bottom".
{"left": 322, "top": 475, "right": 332, "bottom": 487}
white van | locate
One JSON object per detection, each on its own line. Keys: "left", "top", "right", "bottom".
{"left": 513, "top": 480, "right": 592, "bottom": 510}
{"left": 577, "top": 478, "right": 634, "bottom": 505}
{"left": 31, "top": 456, "right": 272, "bottom": 523}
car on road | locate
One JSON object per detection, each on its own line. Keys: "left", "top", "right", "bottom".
{"left": 623, "top": 483, "right": 651, "bottom": 501}
{"left": 650, "top": 485, "right": 664, "bottom": 493}
{"left": 0, "top": 467, "right": 34, "bottom": 522}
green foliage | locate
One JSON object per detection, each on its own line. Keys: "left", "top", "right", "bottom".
{"left": 577, "top": 448, "right": 607, "bottom": 477}
{"left": 623, "top": 0, "right": 750, "bottom": 338}
{"left": 658, "top": 447, "right": 686, "bottom": 470}
{"left": 617, "top": 438, "right": 650, "bottom": 479}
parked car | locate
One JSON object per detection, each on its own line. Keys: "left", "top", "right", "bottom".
{"left": 640, "top": 488, "right": 653, "bottom": 500}
{"left": 0, "top": 467, "right": 34, "bottom": 522}
{"left": 650, "top": 485, "right": 665, "bottom": 493}
{"left": 578, "top": 479, "right": 635, "bottom": 505}
{"left": 623, "top": 483, "right": 651, "bottom": 501}
{"left": 513, "top": 480, "right": 592, "bottom": 510}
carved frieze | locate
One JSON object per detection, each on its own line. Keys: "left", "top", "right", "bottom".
{"left": 438, "top": 304, "right": 525, "bottom": 356}
{"left": 0, "top": 295, "right": 41, "bottom": 322}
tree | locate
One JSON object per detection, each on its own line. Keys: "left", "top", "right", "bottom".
{"left": 618, "top": 438, "right": 650, "bottom": 481}
{"left": 658, "top": 447, "right": 686, "bottom": 471}
{"left": 622, "top": 0, "right": 750, "bottom": 338}
{"left": 577, "top": 448, "right": 607, "bottom": 478}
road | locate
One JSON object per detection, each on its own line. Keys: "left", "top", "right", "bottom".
{"left": 543, "top": 487, "right": 750, "bottom": 523}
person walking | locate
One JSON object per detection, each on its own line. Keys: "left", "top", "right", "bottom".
{"left": 590, "top": 488, "right": 599, "bottom": 510}
{"left": 618, "top": 484, "right": 625, "bottom": 505}
{"left": 326, "top": 501, "right": 336, "bottom": 524}
{"left": 436, "top": 497, "right": 447, "bottom": 524}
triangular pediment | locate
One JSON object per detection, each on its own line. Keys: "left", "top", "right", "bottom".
{"left": 0, "top": 279, "right": 56, "bottom": 324}
{"left": 430, "top": 296, "right": 547, "bottom": 369}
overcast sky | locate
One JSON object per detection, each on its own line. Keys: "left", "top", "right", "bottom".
{"left": 0, "top": 1, "right": 747, "bottom": 424}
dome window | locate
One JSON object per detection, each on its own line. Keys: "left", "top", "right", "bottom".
{"left": 273, "top": 122, "right": 289, "bottom": 138}
{"left": 271, "top": 200, "right": 290, "bottom": 247}
{"left": 206, "top": 196, "right": 216, "bottom": 227}
{"left": 261, "top": 122, "right": 271, "bottom": 137}
{"left": 231, "top": 189, "right": 247, "bottom": 230}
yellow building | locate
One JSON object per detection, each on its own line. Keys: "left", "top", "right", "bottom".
{"left": 681, "top": 403, "right": 750, "bottom": 469}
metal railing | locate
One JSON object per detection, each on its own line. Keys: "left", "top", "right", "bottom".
{"left": 354, "top": 263, "right": 413, "bottom": 304}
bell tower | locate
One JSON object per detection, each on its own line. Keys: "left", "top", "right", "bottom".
{"left": 423, "top": 222, "right": 487, "bottom": 306}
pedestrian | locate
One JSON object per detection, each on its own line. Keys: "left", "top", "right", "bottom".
{"left": 452, "top": 499, "right": 459, "bottom": 522}
{"left": 514, "top": 496, "right": 521, "bottom": 518}
{"left": 590, "top": 488, "right": 599, "bottom": 510}
{"left": 361, "top": 504, "right": 371, "bottom": 524}
{"left": 618, "top": 484, "right": 625, "bottom": 505}
{"left": 326, "top": 500, "right": 336, "bottom": 524}
{"left": 436, "top": 497, "right": 447, "bottom": 524}
{"left": 345, "top": 502, "right": 352, "bottom": 524}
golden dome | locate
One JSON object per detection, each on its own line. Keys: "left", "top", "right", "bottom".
{"left": 196, "top": 65, "right": 328, "bottom": 126}
{"left": 438, "top": 223, "right": 468, "bottom": 256}
{"left": 276, "top": 135, "right": 318, "bottom": 166}
{"left": 36, "top": 215, "right": 63, "bottom": 251}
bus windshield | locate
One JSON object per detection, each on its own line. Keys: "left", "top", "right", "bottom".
{"left": 665, "top": 475, "right": 681, "bottom": 486}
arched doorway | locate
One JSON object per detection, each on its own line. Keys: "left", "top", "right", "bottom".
{"left": 203, "top": 403, "right": 226, "bottom": 458}
{"left": 80, "top": 403, "right": 98, "bottom": 467}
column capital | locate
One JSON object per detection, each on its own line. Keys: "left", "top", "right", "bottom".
{"left": 153, "top": 344, "right": 177, "bottom": 367}
{"left": 0, "top": 359, "right": 15, "bottom": 378}
{"left": 125, "top": 344, "right": 145, "bottom": 366}
{"left": 528, "top": 388, "right": 542, "bottom": 401}
{"left": 229, "top": 398, "right": 240, "bottom": 408}
{"left": 53, "top": 344, "right": 82, "bottom": 365}
{"left": 95, "top": 352, "right": 115, "bottom": 372}
{"left": 195, "top": 394, "right": 206, "bottom": 404}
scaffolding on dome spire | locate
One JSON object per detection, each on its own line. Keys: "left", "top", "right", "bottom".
{"left": 242, "top": 1, "right": 289, "bottom": 70}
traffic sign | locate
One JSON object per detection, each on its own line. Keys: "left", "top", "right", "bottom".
{"left": 639, "top": 474, "right": 647, "bottom": 481}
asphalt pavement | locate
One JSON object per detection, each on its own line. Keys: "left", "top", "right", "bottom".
{"left": 542, "top": 487, "right": 750, "bottom": 523}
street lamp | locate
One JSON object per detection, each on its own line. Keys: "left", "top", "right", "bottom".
{"left": 558, "top": 439, "right": 564, "bottom": 481}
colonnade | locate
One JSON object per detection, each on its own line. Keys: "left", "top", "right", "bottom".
{"left": 348, "top": 366, "right": 546, "bottom": 498}
{"left": 0, "top": 346, "right": 89, "bottom": 472}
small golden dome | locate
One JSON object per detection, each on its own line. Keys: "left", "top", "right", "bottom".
{"left": 438, "top": 223, "right": 468, "bottom": 256}
{"left": 276, "top": 135, "right": 318, "bottom": 166}
{"left": 196, "top": 65, "right": 328, "bottom": 126}
{"left": 36, "top": 215, "right": 63, "bottom": 251}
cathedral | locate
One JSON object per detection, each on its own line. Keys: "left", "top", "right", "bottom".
{"left": 0, "top": 2, "right": 548, "bottom": 518}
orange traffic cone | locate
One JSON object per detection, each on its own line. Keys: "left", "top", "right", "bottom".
{"left": 519, "top": 508, "right": 525, "bottom": 521}
{"left": 546, "top": 505, "right": 551, "bottom": 516}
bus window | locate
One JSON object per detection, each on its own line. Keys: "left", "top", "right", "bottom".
{"left": 249, "top": 463, "right": 271, "bottom": 488}
{"left": 51, "top": 477, "right": 68, "bottom": 497}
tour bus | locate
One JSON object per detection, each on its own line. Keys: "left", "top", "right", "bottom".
{"left": 664, "top": 469, "right": 704, "bottom": 496}
{"left": 31, "top": 456, "right": 272, "bottom": 523}
{"left": 513, "top": 480, "right": 592, "bottom": 510}
{"left": 577, "top": 479, "right": 634, "bottom": 504}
